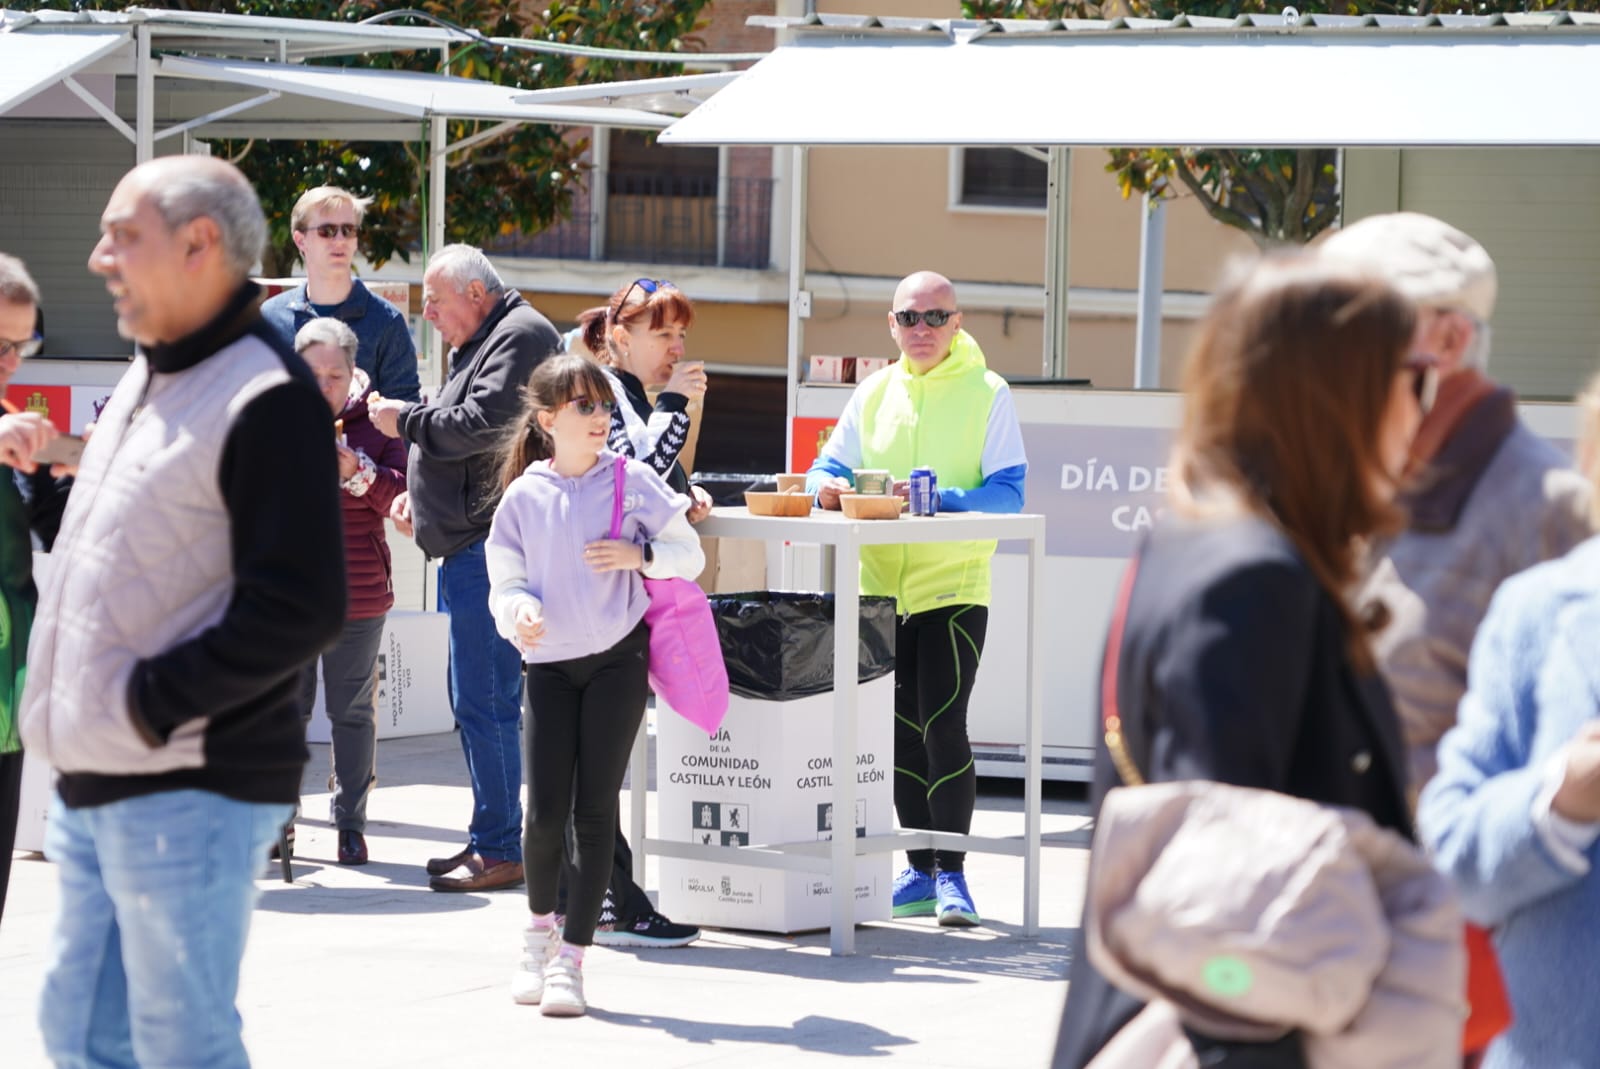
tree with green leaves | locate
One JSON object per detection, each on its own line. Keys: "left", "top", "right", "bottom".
{"left": 24, "top": 1, "right": 711, "bottom": 273}
{"left": 965, "top": 0, "right": 1599, "bottom": 246}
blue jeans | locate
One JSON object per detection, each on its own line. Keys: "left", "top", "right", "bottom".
{"left": 438, "top": 540, "right": 524, "bottom": 861}
{"left": 39, "top": 791, "right": 291, "bottom": 1069}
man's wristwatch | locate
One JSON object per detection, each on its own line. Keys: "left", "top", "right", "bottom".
{"left": 641, "top": 541, "right": 655, "bottom": 569}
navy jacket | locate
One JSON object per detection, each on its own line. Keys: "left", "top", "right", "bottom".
{"left": 1054, "top": 514, "right": 1411, "bottom": 1069}
{"left": 262, "top": 279, "right": 421, "bottom": 403}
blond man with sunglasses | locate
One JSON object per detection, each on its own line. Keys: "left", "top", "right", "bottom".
{"left": 262, "top": 185, "right": 421, "bottom": 402}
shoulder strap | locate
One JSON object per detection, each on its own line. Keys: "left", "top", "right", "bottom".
{"left": 609, "top": 455, "right": 627, "bottom": 540}
{"left": 1102, "top": 557, "right": 1145, "bottom": 787}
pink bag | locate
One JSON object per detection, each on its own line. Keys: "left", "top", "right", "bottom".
{"left": 610, "top": 457, "right": 729, "bottom": 734}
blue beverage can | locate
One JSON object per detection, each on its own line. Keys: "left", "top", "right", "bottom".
{"left": 909, "top": 467, "right": 938, "bottom": 516}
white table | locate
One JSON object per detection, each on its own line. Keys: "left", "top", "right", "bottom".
{"left": 630, "top": 506, "right": 1047, "bottom": 955}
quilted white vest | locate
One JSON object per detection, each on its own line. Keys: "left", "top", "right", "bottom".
{"left": 20, "top": 337, "right": 293, "bottom": 774}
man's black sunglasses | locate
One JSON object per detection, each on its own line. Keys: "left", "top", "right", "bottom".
{"left": 300, "top": 223, "right": 360, "bottom": 240}
{"left": 892, "top": 309, "right": 957, "bottom": 329}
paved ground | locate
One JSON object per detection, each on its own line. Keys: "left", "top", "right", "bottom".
{"left": 1, "top": 729, "right": 1093, "bottom": 1068}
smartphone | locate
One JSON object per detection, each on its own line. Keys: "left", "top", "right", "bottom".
{"left": 33, "top": 434, "right": 86, "bottom": 468}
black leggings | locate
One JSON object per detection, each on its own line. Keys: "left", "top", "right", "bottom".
{"left": 0, "top": 748, "right": 22, "bottom": 927}
{"left": 893, "top": 604, "right": 988, "bottom": 875}
{"left": 522, "top": 621, "right": 649, "bottom": 946}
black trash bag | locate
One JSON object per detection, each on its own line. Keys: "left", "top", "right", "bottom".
{"left": 710, "top": 591, "right": 896, "bottom": 702}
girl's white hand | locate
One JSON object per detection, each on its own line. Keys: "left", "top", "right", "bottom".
{"left": 513, "top": 604, "right": 545, "bottom": 652}
{"left": 584, "top": 539, "right": 645, "bottom": 572}
{"left": 687, "top": 484, "right": 714, "bottom": 524}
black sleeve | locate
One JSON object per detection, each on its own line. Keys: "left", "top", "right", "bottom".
{"left": 25, "top": 470, "right": 71, "bottom": 551}
{"left": 1184, "top": 1028, "right": 1306, "bottom": 1069}
{"left": 397, "top": 318, "right": 559, "bottom": 461}
{"left": 1143, "top": 558, "right": 1320, "bottom": 792}
{"left": 127, "top": 380, "right": 347, "bottom": 742}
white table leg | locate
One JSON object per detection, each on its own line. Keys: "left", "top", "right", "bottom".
{"left": 631, "top": 704, "right": 649, "bottom": 886}
{"left": 831, "top": 540, "right": 860, "bottom": 956}
{"left": 1024, "top": 526, "right": 1044, "bottom": 935}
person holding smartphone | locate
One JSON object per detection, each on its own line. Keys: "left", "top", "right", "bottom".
{"left": 0, "top": 251, "right": 69, "bottom": 927}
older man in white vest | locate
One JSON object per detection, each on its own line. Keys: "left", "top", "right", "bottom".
{"left": 19, "top": 156, "right": 346, "bottom": 1069}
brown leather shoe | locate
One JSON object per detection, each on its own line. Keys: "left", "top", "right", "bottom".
{"left": 425, "top": 844, "right": 474, "bottom": 877}
{"left": 428, "top": 854, "right": 524, "bottom": 893}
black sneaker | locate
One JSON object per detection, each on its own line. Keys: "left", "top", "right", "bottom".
{"left": 593, "top": 910, "right": 701, "bottom": 948}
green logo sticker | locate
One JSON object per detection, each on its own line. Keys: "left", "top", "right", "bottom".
{"left": 1201, "top": 955, "right": 1253, "bottom": 999}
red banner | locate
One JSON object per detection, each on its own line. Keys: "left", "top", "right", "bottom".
{"left": 4, "top": 384, "right": 72, "bottom": 427}
{"left": 789, "top": 416, "right": 837, "bottom": 472}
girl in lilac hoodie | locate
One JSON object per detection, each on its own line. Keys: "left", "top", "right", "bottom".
{"left": 485, "top": 354, "right": 703, "bottom": 1018}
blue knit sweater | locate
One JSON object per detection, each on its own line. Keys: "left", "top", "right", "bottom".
{"left": 1419, "top": 535, "right": 1600, "bottom": 1069}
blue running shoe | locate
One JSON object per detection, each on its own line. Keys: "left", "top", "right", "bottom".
{"left": 892, "top": 867, "right": 937, "bottom": 917}
{"left": 935, "top": 871, "right": 980, "bottom": 928}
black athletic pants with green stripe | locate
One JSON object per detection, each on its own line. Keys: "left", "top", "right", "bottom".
{"left": 893, "top": 604, "right": 988, "bottom": 875}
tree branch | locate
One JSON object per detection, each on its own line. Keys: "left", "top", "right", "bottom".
{"left": 1173, "top": 162, "right": 1268, "bottom": 245}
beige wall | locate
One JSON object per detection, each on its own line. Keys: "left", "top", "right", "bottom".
{"left": 805, "top": 146, "right": 1251, "bottom": 294}
{"left": 798, "top": 142, "right": 1251, "bottom": 386}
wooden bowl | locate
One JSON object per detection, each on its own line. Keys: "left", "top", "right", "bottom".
{"left": 745, "top": 490, "right": 813, "bottom": 517}
{"left": 838, "top": 492, "right": 905, "bottom": 520}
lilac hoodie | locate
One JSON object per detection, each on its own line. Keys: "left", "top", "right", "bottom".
{"left": 485, "top": 450, "right": 703, "bottom": 664}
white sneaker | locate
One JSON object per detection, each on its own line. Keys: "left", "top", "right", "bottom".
{"left": 510, "top": 927, "right": 557, "bottom": 1005}
{"left": 540, "top": 954, "right": 587, "bottom": 1017}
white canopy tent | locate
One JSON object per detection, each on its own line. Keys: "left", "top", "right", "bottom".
{"left": 0, "top": 29, "right": 127, "bottom": 115}
{"left": 664, "top": 18, "right": 1600, "bottom": 148}
{"left": 658, "top": 12, "right": 1600, "bottom": 416}
{"left": 0, "top": 7, "right": 740, "bottom": 368}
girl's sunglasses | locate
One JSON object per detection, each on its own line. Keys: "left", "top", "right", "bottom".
{"left": 564, "top": 396, "right": 617, "bottom": 417}
{"left": 1406, "top": 354, "right": 1441, "bottom": 415}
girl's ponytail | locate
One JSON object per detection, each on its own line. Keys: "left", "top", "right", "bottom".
{"left": 577, "top": 305, "right": 611, "bottom": 364}
{"left": 496, "top": 382, "right": 552, "bottom": 493}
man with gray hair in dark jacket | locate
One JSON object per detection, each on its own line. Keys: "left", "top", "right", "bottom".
{"left": 369, "top": 243, "right": 560, "bottom": 891}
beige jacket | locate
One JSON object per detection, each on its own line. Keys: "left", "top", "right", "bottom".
{"left": 1359, "top": 400, "right": 1590, "bottom": 792}
{"left": 1084, "top": 782, "right": 1465, "bottom": 1069}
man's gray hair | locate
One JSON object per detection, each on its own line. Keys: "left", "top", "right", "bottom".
{"left": 427, "top": 244, "right": 505, "bottom": 296}
{"left": 294, "top": 316, "right": 358, "bottom": 369}
{"left": 147, "top": 159, "right": 266, "bottom": 280}
{"left": 0, "top": 252, "right": 41, "bottom": 307}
